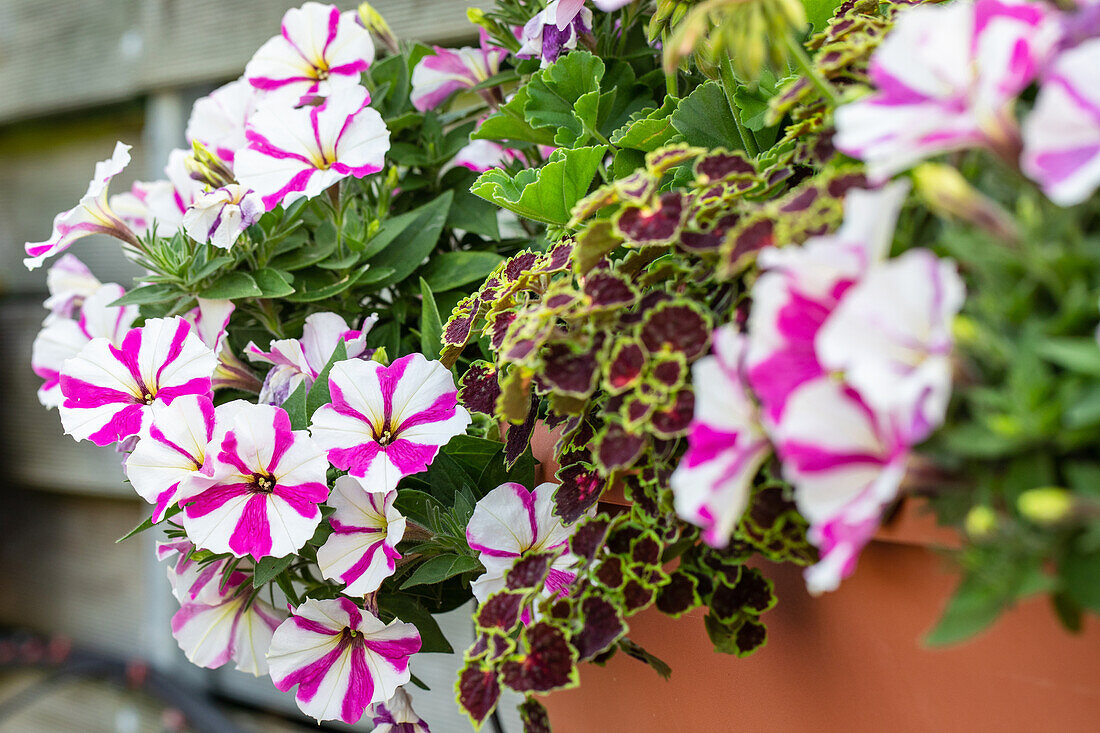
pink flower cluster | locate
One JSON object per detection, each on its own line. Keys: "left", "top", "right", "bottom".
{"left": 835, "top": 0, "right": 1100, "bottom": 207}
{"left": 672, "top": 184, "right": 966, "bottom": 594}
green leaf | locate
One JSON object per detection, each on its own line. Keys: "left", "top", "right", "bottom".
{"left": 394, "top": 489, "right": 445, "bottom": 528}
{"left": 610, "top": 97, "right": 680, "bottom": 152}
{"left": 525, "top": 51, "right": 605, "bottom": 147}
{"left": 1061, "top": 546, "right": 1100, "bottom": 612}
{"left": 420, "top": 251, "right": 505, "bottom": 292}
{"left": 282, "top": 263, "right": 377, "bottom": 303}
{"left": 367, "top": 192, "right": 454, "bottom": 286}
{"left": 925, "top": 560, "right": 1054, "bottom": 645}
{"left": 116, "top": 505, "right": 182, "bottom": 543}
{"left": 419, "top": 279, "right": 444, "bottom": 361}
{"left": 283, "top": 381, "right": 309, "bottom": 430}
{"left": 268, "top": 233, "right": 337, "bottom": 271}
{"left": 254, "top": 554, "right": 295, "bottom": 588}
{"left": 201, "top": 271, "right": 263, "bottom": 299}
{"left": 379, "top": 594, "right": 454, "bottom": 654}
{"left": 400, "top": 553, "right": 482, "bottom": 589}
{"left": 801, "top": 0, "right": 845, "bottom": 31}
{"left": 306, "top": 340, "right": 348, "bottom": 419}
{"left": 253, "top": 268, "right": 295, "bottom": 297}
{"left": 670, "top": 81, "right": 745, "bottom": 151}
{"left": 471, "top": 146, "right": 607, "bottom": 226}
{"left": 1035, "top": 337, "right": 1100, "bottom": 377}
{"left": 443, "top": 435, "right": 507, "bottom": 477}
{"left": 444, "top": 168, "right": 502, "bottom": 240}
{"left": 473, "top": 85, "right": 558, "bottom": 147}
{"left": 110, "top": 283, "right": 179, "bottom": 307}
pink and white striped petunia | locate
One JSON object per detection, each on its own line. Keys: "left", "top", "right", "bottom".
{"left": 267, "top": 597, "right": 421, "bottom": 725}
{"left": 44, "top": 254, "right": 101, "bottom": 318}
{"left": 110, "top": 149, "right": 206, "bottom": 238}
{"left": 24, "top": 142, "right": 141, "bottom": 270}
{"left": 1022, "top": 38, "right": 1100, "bottom": 206}
{"left": 182, "top": 184, "right": 264, "bottom": 249}
{"left": 245, "top": 2, "right": 375, "bottom": 104}
{"left": 670, "top": 327, "right": 772, "bottom": 548}
{"left": 178, "top": 402, "right": 329, "bottom": 559}
{"left": 834, "top": 0, "right": 1061, "bottom": 181}
{"left": 157, "top": 539, "right": 237, "bottom": 606}
{"left": 32, "top": 281, "right": 139, "bottom": 408}
{"left": 816, "top": 249, "right": 965, "bottom": 444}
{"left": 58, "top": 316, "right": 216, "bottom": 446}
{"left": 309, "top": 353, "right": 472, "bottom": 493}
{"left": 452, "top": 139, "right": 519, "bottom": 173}
{"left": 316, "top": 475, "right": 406, "bottom": 596}
{"left": 246, "top": 311, "right": 373, "bottom": 405}
{"left": 466, "top": 481, "right": 589, "bottom": 612}
{"left": 768, "top": 378, "right": 909, "bottom": 594}
{"left": 186, "top": 77, "right": 262, "bottom": 165}
{"left": 164, "top": 543, "right": 285, "bottom": 676}
{"left": 125, "top": 395, "right": 216, "bottom": 522}
{"left": 745, "top": 183, "right": 909, "bottom": 423}
{"left": 371, "top": 687, "right": 431, "bottom": 733}
{"left": 410, "top": 29, "right": 508, "bottom": 111}
{"left": 235, "top": 85, "right": 390, "bottom": 211}
{"left": 517, "top": 0, "right": 594, "bottom": 67}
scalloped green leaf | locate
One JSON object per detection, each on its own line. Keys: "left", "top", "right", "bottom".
{"left": 471, "top": 146, "right": 607, "bottom": 226}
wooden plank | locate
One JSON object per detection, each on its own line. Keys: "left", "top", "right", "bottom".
{"left": 0, "top": 0, "right": 490, "bottom": 123}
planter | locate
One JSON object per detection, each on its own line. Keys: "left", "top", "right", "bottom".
{"left": 543, "top": 532, "right": 1100, "bottom": 732}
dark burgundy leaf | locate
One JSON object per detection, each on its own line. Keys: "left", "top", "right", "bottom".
{"left": 549, "top": 598, "right": 573, "bottom": 620}
{"left": 639, "top": 302, "right": 710, "bottom": 360}
{"left": 458, "top": 664, "right": 501, "bottom": 724}
{"left": 533, "top": 241, "right": 574, "bottom": 273}
{"left": 486, "top": 309, "right": 518, "bottom": 352}
{"left": 584, "top": 271, "right": 636, "bottom": 309}
{"left": 469, "top": 634, "right": 489, "bottom": 659}
{"left": 506, "top": 553, "right": 555, "bottom": 591}
{"left": 554, "top": 463, "right": 606, "bottom": 523}
{"left": 622, "top": 580, "right": 655, "bottom": 612}
{"left": 650, "top": 389, "right": 695, "bottom": 438}
{"left": 477, "top": 591, "right": 524, "bottom": 631}
{"left": 505, "top": 397, "right": 538, "bottom": 467}
{"left": 594, "top": 556, "right": 625, "bottom": 590}
{"left": 545, "top": 292, "right": 578, "bottom": 310}
{"left": 651, "top": 356, "right": 685, "bottom": 388}
{"left": 489, "top": 633, "right": 516, "bottom": 660}
{"left": 735, "top": 619, "right": 767, "bottom": 655}
{"left": 500, "top": 623, "right": 577, "bottom": 692}
{"left": 656, "top": 571, "right": 700, "bottom": 617}
{"left": 726, "top": 218, "right": 775, "bottom": 264}
{"left": 826, "top": 172, "right": 867, "bottom": 198}
{"left": 443, "top": 295, "right": 481, "bottom": 349}
{"left": 631, "top": 535, "right": 661, "bottom": 565}
{"left": 541, "top": 343, "right": 599, "bottom": 397}
{"left": 779, "top": 186, "right": 818, "bottom": 213}
{"left": 617, "top": 171, "right": 655, "bottom": 201}
{"left": 607, "top": 526, "right": 642, "bottom": 555}
{"left": 570, "top": 516, "right": 610, "bottom": 561}
{"left": 574, "top": 596, "right": 626, "bottom": 661}
{"left": 615, "top": 192, "right": 686, "bottom": 245}
{"left": 520, "top": 697, "right": 552, "bottom": 733}
{"left": 607, "top": 340, "right": 645, "bottom": 393}
{"left": 504, "top": 251, "right": 541, "bottom": 280}
{"left": 695, "top": 150, "right": 755, "bottom": 183}
{"left": 595, "top": 422, "right": 647, "bottom": 471}
{"left": 623, "top": 397, "right": 654, "bottom": 426}
{"left": 458, "top": 361, "right": 501, "bottom": 415}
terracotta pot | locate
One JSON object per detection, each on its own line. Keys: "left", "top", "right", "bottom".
{"left": 524, "top": 423, "right": 1100, "bottom": 731}
{"left": 543, "top": 531, "right": 1100, "bottom": 732}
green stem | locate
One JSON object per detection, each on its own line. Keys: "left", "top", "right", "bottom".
{"left": 717, "top": 56, "right": 758, "bottom": 158}
{"left": 783, "top": 32, "right": 840, "bottom": 108}
{"left": 662, "top": 31, "right": 678, "bottom": 99}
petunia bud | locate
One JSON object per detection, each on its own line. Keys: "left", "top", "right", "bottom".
{"left": 964, "top": 505, "right": 998, "bottom": 539}
{"left": 1018, "top": 487, "right": 1075, "bottom": 524}
{"left": 357, "top": 2, "right": 399, "bottom": 55}
{"left": 185, "top": 141, "right": 235, "bottom": 188}
{"left": 912, "top": 163, "right": 1020, "bottom": 244}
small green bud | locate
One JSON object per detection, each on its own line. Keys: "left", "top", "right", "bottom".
{"left": 358, "top": 2, "right": 398, "bottom": 54}
{"left": 964, "top": 505, "right": 998, "bottom": 539}
{"left": 1018, "top": 487, "right": 1074, "bottom": 524}
{"left": 912, "top": 162, "right": 1019, "bottom": 243}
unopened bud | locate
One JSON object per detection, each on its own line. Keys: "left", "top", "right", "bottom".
{"left": 912, "top": 163, "right": 1020, "bottom": 244}
{"left": 185, "top": 141, "right": 235, "bottom": 188}
{"left": 1018, "top": 487, "right": 1074, "bottom": 524}
{"left": 358, "top": 2, "right": 398, "bottom": 54}
{"left": 951, "top": 315, "right": 979, "bottom": 345}
{"left": 965, "top": 505, "right": 998, "bottom": 539}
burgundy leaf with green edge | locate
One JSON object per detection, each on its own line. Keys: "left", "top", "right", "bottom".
{"left": 584, "top": 271, "right": 637, "bottom": 310}
{"left": 595, "top": 422, "right": 647, "bottom": 472}
{"left": 489, "top": 633, "right": 517, "bottom": 660}
{"left": 617, "top": 171, "right": 655, "bottom": 202}
{"left": 631, "top": 535, "right": 661, "bottom": 565}
{"left": 645, "top": 144, "right": 704, "bottom": 176}
{"left": 459, "top": 361, "right": 501, "bottom": 415}
{"left": 650, "top": 389, "right": 695, "bottom": 438}
{"left": 614, "top": 192, "right": 686, "bottom": 245}
{"left": 622, "top": 579, "right": 655, "bottom": 613}
{"left": 570, "top": 516, "right": 611, "bottom": 561}
{"left": 656, "top": 571, "right": 701, "bottom": 617}
{"left": 503, "top": 251, "right": 541, "bottom": 281}
{"left": 506, "top": 552, "right": 555, "bottom": 591}
{"left": 574, "top": 596, "right": 626, "bottom": 661}
{"left": 650, "top": 354, "right": 686, "bottom": 388}
{"left": 606, "top": 340, "right": 645, "bottom": 393}
{"left": 540, "top": 343, "right": 599, "bottom": 397}
{"left": 735, "top": 619, "right": 768, "bottom": 654}
{"left": 477, "top": 591, "right": 525, "bottom": 631}
{"left": 505, "top": 398, "right": 538, "bottom": 467}
{"left": 694, "top": 150, "right": 756, "bottom": 183}
{"left": 519, "top": 697, "right": 552, "bottom": 733}
{"left": 594, "top": 556, "right": 625, "bottom": 590}
{"left": 500, "top": 623, "right": 578, "bottom": 693}
{"left": 553, "top": 462, "right": 605, "bottom": 523}
{"left": 711, "top": 567, "right": 776, "bottom": 619}
{"left": 679, "top": 213, "right": 739, "bottom": 253}
{"left": 639, "top": 302, "right": 710, "bottom": 360}
{"left": 457, "top": 664, "right": 502, "bottom": 725}
{"left": 532, "top": 241, "right": 574, "bottom": 273}
{"left": 486, "top": 309, "right": 518, "bottom": 351}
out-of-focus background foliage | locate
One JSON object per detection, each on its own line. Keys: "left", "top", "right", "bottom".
{"left": 0, "top": 2, "right": 518, "bottom": 731}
